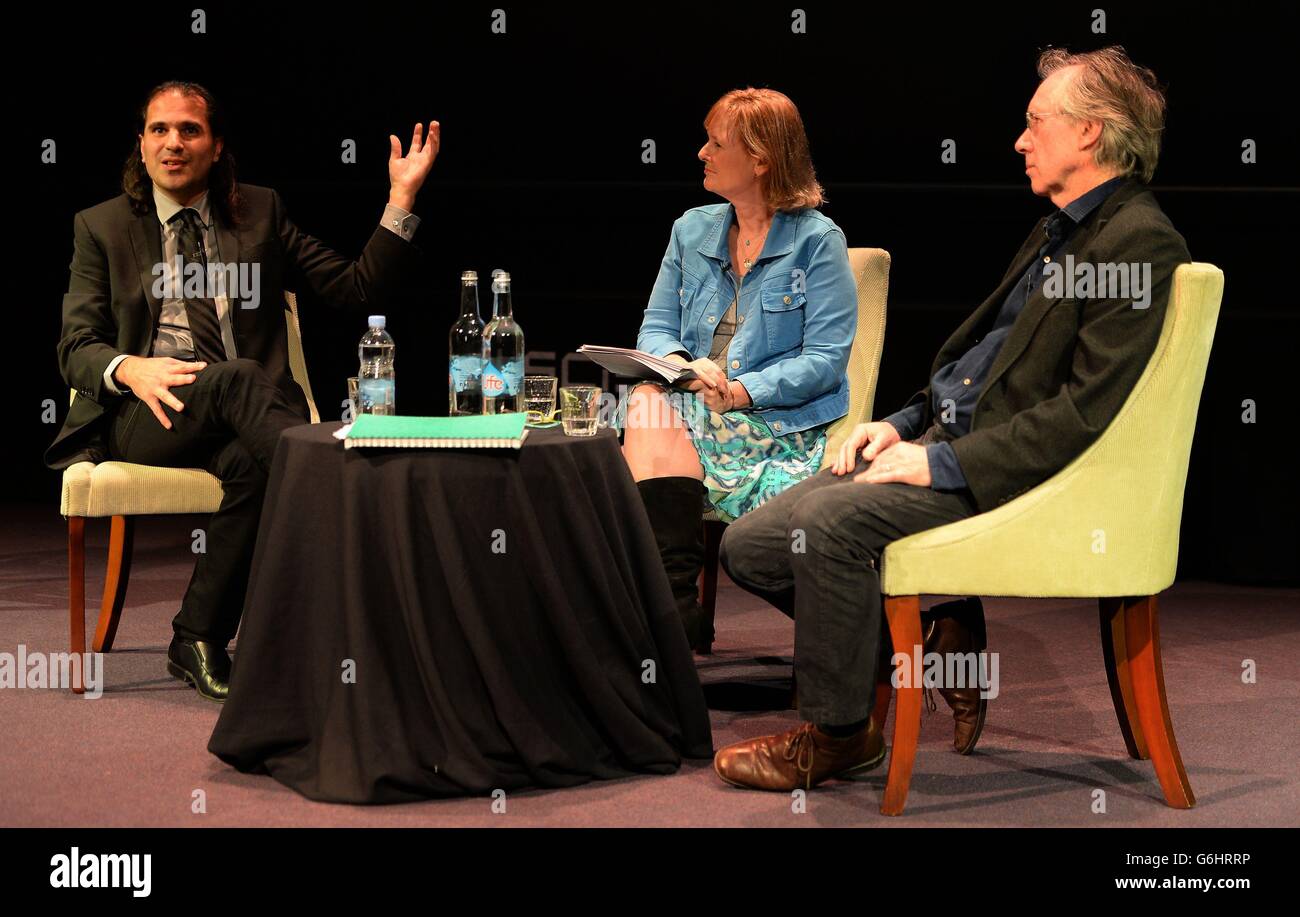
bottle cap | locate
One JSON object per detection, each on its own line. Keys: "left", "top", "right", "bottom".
{"left": 492, "top": 272, "right": 511, "bottom": 293}
{"left": 368, "top": 315, "right": 386, "bottom": 329}
{"left": 490, "top": 268, "right": 506, "bottom": 279}
{"left": 461, "top": 271, "right": 478, "bottom": 282}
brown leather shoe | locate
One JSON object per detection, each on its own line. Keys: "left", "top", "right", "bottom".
{"left": 714, "top": 720, "right": 885, "bottom": 791}
{"left": 922, "top": 597, "right": 988, "bottom": 754}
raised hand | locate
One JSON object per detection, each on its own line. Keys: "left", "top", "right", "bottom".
{"left": 388, "top": 121, "right": 441, "bottom": 210}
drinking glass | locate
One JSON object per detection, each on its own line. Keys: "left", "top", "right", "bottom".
{"left": 523, "top": 375, "right": 558, "bottom": 425}
{"left": 559, "top": 385, "right": 601, "bottom": 437}
{"left": 346, "top": 377, "right": 360, "bottom": 420}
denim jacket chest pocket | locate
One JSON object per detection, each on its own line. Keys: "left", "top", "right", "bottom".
{"left": 679, "top": 275, "right": 720, "bottom": 351}
{"left": 759, "top": 277, "right": 807, "bottom": 353}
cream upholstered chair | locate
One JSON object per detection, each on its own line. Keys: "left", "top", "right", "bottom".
{"left": 699, "top": 247, "right": 891, "bottom": 651}
{"left": 870, "top": 263, "right": 1224, "bottom": 815}
{"left": 62, "top": 292, "right": 319, "bottom": 693}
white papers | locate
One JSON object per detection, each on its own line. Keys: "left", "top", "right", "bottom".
{"left": 576, "top": 345, "right": 698, "bottom": 384}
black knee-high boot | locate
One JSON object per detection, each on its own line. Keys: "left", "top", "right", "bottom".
{"left": 636, "top": 476, "right": 711, "bottom": 653}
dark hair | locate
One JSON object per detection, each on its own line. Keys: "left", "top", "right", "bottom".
{"left": 123, "top": 80, "right": 243, "bottom": 224}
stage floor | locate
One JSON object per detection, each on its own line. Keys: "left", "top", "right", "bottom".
{"left": 2, "top": 506, "right": 1296, "bottom": 827}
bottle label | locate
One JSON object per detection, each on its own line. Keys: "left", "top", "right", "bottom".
{"left": 450, "top": 355, "right": 483, "bottom": 392}
{"left": 482, "top": 360, "right": 523, "bottom": 397}
{"left": 358, "top": 378, "right": 394, "bottom": 412}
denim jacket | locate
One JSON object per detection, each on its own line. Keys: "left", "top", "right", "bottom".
{"left": 637, "top": 203, "right": 856, "bottom": 436}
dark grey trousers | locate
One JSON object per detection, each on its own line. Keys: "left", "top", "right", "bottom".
{"left": 719, "top": 423, "right": 978, "bottom": 725}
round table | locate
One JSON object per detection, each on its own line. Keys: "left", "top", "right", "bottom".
{"left": 208, "top": 422, "right": 713, "bottom": 803}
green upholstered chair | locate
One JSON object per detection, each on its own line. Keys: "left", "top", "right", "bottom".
{"left": 872, "top": 262, "right": 1224, "bottom": 815}
{"left": 61, "top": 292, "right": 319, "bottom": 692}
{"left": 698, "top": 247, "right": 891, "bottom": 652}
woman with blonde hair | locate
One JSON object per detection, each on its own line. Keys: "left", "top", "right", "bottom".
{"left": 624, "top": 87, "right": 857, "bottom": 653}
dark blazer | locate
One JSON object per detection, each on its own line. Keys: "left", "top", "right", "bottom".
{"left": 46, "top": 183, "right": 420, "bottom": 469}
{"left": 897, "top": 179, "right": 1192, "bottom": 512}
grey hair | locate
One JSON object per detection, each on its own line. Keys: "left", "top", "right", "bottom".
{"left": 1037, "top": 46, "right": 1167, "bottom": 183}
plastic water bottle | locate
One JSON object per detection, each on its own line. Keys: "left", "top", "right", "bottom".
{"left": 358, "top": 315, "right": 395, "bottom": 415}
{"left": 482, "top": 271, "right": 524, "bottom": 413}
{"left": 449, "top": 271, "right": 484, "bottom": 415}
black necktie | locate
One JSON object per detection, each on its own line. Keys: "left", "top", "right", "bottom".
{"left": 169, "top": 208, "right": 227, "bottom": 364}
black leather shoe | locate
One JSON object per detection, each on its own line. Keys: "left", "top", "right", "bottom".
{"left": 922, "top": 597, "right": 988, "bottom": 754}
{"left": 167, "top": 637, "right": 231, "bottom": 702}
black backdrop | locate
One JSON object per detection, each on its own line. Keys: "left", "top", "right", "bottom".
{"left": 10, "top": 1, "right": 1297, "bottom": 583}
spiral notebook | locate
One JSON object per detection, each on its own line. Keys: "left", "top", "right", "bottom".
{"left": 343, "top": 413, "right": 530, "bottom": 449}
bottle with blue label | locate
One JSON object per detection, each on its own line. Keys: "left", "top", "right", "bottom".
{"left": 482, "top": 270, "right": 524, "bottom": 414}
{"left": 449, "top": 271, "right": 484, "bottom": 415}
{"left": 357, "top": 315, "right": 395, "bottom": 415}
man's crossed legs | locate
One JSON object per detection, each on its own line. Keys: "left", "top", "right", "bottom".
{"left": 106, "top": 358, "right": 306, "bottom": 700}
{"left": 715, "top": 442, "right": 977, "bottom": 790}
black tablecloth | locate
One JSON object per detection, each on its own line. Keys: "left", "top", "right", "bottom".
{"left": 208, "top": 422, "right": 713, "bottom": 803}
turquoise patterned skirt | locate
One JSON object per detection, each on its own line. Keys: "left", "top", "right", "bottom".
{"left": 629, "top": 386, "right": 828, "bottom": 524}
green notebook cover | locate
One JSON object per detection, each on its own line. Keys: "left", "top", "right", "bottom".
{"left": 345, "top": 413, "right": 529, "bottom": 448}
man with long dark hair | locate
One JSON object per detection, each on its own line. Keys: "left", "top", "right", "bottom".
{"left": 46, "top": 81, "right": 439, "bottom": 700}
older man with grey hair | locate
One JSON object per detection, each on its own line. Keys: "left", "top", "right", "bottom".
{"left": 713, "top": 46, "right": 1193, "bottom": 792}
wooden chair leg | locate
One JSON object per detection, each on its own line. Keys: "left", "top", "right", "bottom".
{"left": 698, "top": 519, "right": 726, "bottom": 654}
{"left": 1123, "top": 594, "right": 1195, "bottom": 808}
{"left": 94, "top": 515, "right": 134, "bottom": 653}
{"left": 1099, "top": 597, "right": 1148, "bottom": 759}
{"left": 68, "top": 517, "right": 86, "bottom": 695}
{"left": 881, "top": 595, "right": 923, "bottom": 816}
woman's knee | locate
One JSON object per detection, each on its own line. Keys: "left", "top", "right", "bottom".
{"left": 623, "top": 387, "right": 699, "bottom": 476}
{"left": 624, "top": 384, "right": 682, "bottom": 433}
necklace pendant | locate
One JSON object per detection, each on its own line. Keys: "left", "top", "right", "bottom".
{"left": 743, "top": 257, "right": 753, "bottom": 269}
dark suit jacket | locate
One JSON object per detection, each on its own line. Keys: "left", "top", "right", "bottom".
{"left": 896, "top": 179, "right": 1191, "bottom": 512}
{"left": 46, "top": 183, "right": 421, "bottom": 469}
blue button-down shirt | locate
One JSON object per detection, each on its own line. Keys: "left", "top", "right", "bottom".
{"left": 885, "top": 176, "right": 1126, "bottom": 491}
